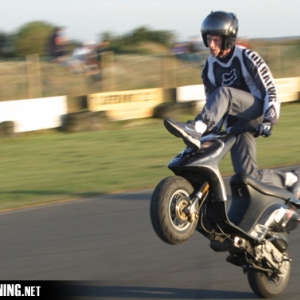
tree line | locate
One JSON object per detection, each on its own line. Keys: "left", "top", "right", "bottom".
{"left": 0, "top": 21, "right": 176, "bottom": 59}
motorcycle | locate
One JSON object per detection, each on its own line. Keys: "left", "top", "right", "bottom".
{"left": 150, "top": 126, "right": 300, "bottom": 298}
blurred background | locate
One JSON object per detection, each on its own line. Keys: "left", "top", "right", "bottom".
{"left": 1, "top": 0, "right": 300, "bottom": 104}
{"left": 1, "top": 22, "right": 300, "bottom": 103}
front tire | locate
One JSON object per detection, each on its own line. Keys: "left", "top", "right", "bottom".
{"left": 247, "top": 255, "right": 291, "bottom": 298}
{"left": 150, "top": 176, "right": 197, "bottom": 245}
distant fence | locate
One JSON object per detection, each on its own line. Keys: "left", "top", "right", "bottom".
{"left": 1, "top": 45, "right": 300, "bottom": 102}
{"left": 0, "top": 44, "right": 300, "bottom": 135}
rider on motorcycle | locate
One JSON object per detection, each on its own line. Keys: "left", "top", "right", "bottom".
{"left": 164, "top": 11, "right": 300, "bottom": 199}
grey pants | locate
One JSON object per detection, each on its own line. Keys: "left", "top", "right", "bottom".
{"left": 196, "top": 86, "right": 286, "bottom": 189}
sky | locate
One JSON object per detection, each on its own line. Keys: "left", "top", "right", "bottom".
{"left": 1, "top": 0, "right": 300, "bottom": 43}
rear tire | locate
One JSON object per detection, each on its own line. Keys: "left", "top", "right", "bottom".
{"left": 150, "top": 176, "right": 197, "bottom": 245}
{"left": 247, "top": 254, "right": 291, "bottom": 298}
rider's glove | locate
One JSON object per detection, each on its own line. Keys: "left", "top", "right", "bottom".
{"left": 255, "top": 121, "right": 273, "bottom": 137}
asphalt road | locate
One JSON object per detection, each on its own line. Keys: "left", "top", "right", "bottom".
{"left": 1, "top": 169, "right": 300, "bottom": 299}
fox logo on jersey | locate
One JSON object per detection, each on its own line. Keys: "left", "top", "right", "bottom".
{"left": 222, "top": 69, "right": 237, "bottom": 86}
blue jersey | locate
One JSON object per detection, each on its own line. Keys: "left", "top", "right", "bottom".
{"left": 201, "top": 45, "right": 280, "bottom": 123}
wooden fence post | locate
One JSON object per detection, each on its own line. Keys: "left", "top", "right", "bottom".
{"left": 162, "top": 53, "right": 177, "bottom": 89}
{"left": 102, "top": 51, "right": 115, "bottom": 92}
{"left": 26, "top": 54, "right": 41, "bottom": 98}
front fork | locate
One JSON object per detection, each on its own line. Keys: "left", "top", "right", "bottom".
{"left": 185, "top": 182, "right": 210, "bottom": 222}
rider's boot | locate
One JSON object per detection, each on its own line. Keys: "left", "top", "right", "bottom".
{"left": 164, "top": 119, "right": 202, "bottom": 149}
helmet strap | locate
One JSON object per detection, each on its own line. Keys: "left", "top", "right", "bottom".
{"left": 217, "top": 49, "right": 224, "bottom": 58}
{"left": 217, "top": 47, "right": 235, "bottom": 62}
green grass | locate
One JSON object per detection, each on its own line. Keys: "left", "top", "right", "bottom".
{"left": 0, "top": 102, "right": 299, "bottom": 211}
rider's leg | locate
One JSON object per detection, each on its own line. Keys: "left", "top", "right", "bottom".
{"left": 231, "top": 130, "right": 287, "bottom": 189}
{"left": 232, "top": 133, "right": 299, "bottom": 196}
{"left": 230, "top": 131, "right": 258, "bottom": 175}
{"left": 195, "top": 86, "right": 263, "bottom": 131}
{"left": 164, "top": 86, "right": 263, "bottom": 148}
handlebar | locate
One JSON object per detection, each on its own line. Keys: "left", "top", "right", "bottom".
{"left": 227, "top": 122, "right": 272, "bottom": 138}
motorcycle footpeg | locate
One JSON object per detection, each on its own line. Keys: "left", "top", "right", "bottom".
{"left": 210, "top": 239, "right": 234, "bottom": 252}
{"left": 226, "top": 254, "right": 241, "bottom": 267}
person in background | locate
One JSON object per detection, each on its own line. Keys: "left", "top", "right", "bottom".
{"left": 163, "top": 11, "right": 300, "bottom": 199}
{"left": 67, "top": 42, "right": 92, "bottom": 73}
{"left": 96, "top": 39, "right": 110, "bottom": 71}
{"left": 48, "top": 26, "right": 68, "bottom": 62}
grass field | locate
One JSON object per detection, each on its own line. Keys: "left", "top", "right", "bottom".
{"left": 0, "top": 102, "right": 299, "bottom": 211}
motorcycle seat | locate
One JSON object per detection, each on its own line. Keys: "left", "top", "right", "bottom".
{"left": 230, "top": 173, "right": 294, "bottom": 201}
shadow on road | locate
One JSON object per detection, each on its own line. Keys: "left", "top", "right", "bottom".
{"left": 57, "top": 284, "right": 256, "bottom": 299}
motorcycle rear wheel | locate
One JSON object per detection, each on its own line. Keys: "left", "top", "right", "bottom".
{"left": 247, "top": 255, "right": 291, "bottom": 298}
{"left": 150, "top": 176, "right": 197, "bottom": 245}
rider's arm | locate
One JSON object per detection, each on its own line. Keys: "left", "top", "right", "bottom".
{"left": 243, "top": 49, "right": 280, "bottom": 124}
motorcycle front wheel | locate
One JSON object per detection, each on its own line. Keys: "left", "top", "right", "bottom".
{"left": 247, "top": 255, "right": 291, "bottom": 298}
{"left": 150, "top": 176, "right": 197, "bottom": 245}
